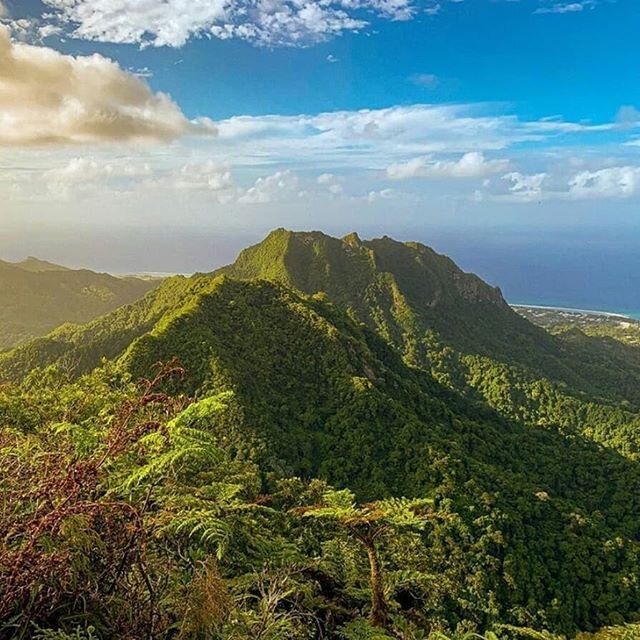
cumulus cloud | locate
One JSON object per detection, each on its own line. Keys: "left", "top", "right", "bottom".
{"left": 41, "top": 0, "right": 432, "bottom": 48}
{"left": 0, "top": 25, "right": 216, "bottom": 145}
{"left": 4, "top": 17, "right": 63, "bottom": 42}
{"left": 166, "top": 162, "right": 234, "bottom": 192}
{"left": 45, "top": 157, "right": 152, "bottom": 198}
{"left": 482, "top": 165, "right": 640, "bottom": 203}
{"left": 568, "top": 166, "right": 640, "bottom": 199}
{"left": 238, "top": 170, "right": 299, "bottom": 204}
{"left": 134, "top": 161, "right": 237, "bottom": 203}
{"left": 46, "top": 157, "right": 151, "bottom": 182}
{"left": 496, "top": 172, "right": 548, "bottom": 202}
{"left": 387, "top": 152, "right": 509, "bottom": 180}
{"left": 367, "top": 187, "right": 396, "bottom": 203}
{"left": 317, "top": 172, "right": 345, "bottom": 195}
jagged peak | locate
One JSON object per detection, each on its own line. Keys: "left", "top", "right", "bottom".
{"left": 342, "top": 231, "right": 363, "bottom": 247}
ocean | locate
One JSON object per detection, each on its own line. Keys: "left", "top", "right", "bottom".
{"left": 408, "top": 226, "right": 640, "bottom": 319}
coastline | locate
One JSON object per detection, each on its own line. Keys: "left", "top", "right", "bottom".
{"left": 510, "top": 303, "right": 637, "bottom": 320}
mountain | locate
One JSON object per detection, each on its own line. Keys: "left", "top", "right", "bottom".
{"left": 215, "top": 229, "right": 640, "bottom": 451}
{"left": 13, "top": 274, "right": 640, "bottom": 632}
{"left": 5, "top": 230, "right": 640, "bottom": 457}
{"left": 11, "top": 256, "right": 71, "bottom": 273}
{"left": 0, "top": 258, "right": 159, "bottom": 350}
{"left": 215, "top": 228, "right": 551, "bottom": 364}
{"left": 4, "top": 231, "right": 640, "bottom": 633}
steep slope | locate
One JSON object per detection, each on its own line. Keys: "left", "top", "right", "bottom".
{"left": 3, "top": 254, "right": 640, "bottom": 630}
{"left": 0, "top": 274, "right": 214, "bottom": 379}
{"left": 216, "top": 228, "right": 520, "bottom": 361}
{"left": 0, "top": 259, "right": 158, "bottom": 350}
{"left": 79, "top": 277, "right": 640, "bottom": 631}
{"left": 216, "top": 229, "right": 640, "bottom": 453}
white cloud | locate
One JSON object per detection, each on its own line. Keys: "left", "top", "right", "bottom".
{"left": 132, "top": 162, "right": 235, "bottom": 201}
{"left": 5, "top": 17, "right": 64, "bottom": 42}
{"left": 317, "top": 172, "right": 345, "bottom": 194}
{"left": 534, "top": 2, "right": 593, "bottom": 14}
{"left": 482, "top": 164, "right": 640, "bottom": 203}
{"left": 45, "top": 157, "right": 152, "bottom": 198}
{"left": 0, "top": 25, "right": 216, "bottom": 145}
{"left": 568, "top": 166, "right": 640, "bottom": 199}
{"left": 238, "top": 170, "right": 299, "bottom": 204}
{"left": 1, "top": 97, "right": 635, "bottom": 214}
{"left": 0, "top": 2, "right": 7, "bottom": 18}
{"left": 367, "top": 187, "right": 396, "bottom": 203}
{"left": 500, "top": 172, "right": 548, "bottom": 202}
{"left": 387, "top": 152, "right": 509, "bottom": 179}
{"left": 208, "top": 104, "right": 611, "bottom": 178}
{"left": 47, "top": 157, "right": 151, "bottom": 182}
{"left": 41, "top": 0, "right": 432, "bottom": 48}
{"left": 169, "top": 162, "right": 233, "bottom": 192}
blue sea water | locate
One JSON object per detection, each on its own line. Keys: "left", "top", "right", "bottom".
{"left": 405, "top": 225, "right": 640, "bottom": 319}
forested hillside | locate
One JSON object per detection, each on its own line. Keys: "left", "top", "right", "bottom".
{"left": 3, "top": 232, "right": 640, "bottom": 639}
{"left": 213, "top": 230, "right": 640, "bottom": 456}
{"left": 0, "top": 258, "right": 157, "bottom": 349}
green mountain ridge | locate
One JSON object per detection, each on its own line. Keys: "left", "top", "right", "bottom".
{"left": 215, "top": 229, "right": 640, "bottom": 452}
{"left": 11, "top": 256, "right": 71, "bottom": 273}
{"left": 5, "top": 229, "right": 640, "bottom": 458}
{"left": 0, "top": 257, "right": 158, "bottom": 350}
{"left": 4, "top": 231, "right": 640, "bottom": 634}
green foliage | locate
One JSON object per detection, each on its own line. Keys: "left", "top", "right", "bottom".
{"left": 339, "top": 619, "right": 397, "bottom": 639}
{"left": 0, "top": 257, "right": 156, "bottom": 350}
{"left": 4, "top": 230, "right": 640, "bottom": 638}
{"left": 301, "top": 489, "right": 432, "bottom": 533}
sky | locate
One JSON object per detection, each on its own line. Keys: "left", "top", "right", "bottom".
{"left": 0, "top": 0, "right": 639, "bottom": 304}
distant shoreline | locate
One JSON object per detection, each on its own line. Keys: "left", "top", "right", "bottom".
{"left": 510, "top": 303, "right": 636, "bottom": 320}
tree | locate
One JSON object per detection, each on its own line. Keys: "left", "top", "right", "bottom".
{"left": 297, "top": 489, "right": 432, "bottom": 628}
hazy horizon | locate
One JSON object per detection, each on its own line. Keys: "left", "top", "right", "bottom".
{"left": 3, "top": 223, "right": 640, "bottom": 314}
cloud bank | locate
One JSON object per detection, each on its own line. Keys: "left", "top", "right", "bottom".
{"left": 0, "top": 25, "right": 216, "bottom": 145}
{"left": 41, "top": 0, "right": 428, "bottom": 48}
{"left": 387, "top": 152, "right": 509, "bottom": 179}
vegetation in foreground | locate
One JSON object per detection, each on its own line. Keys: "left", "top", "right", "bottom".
{"left": 2, "top": 361, "right": 640, "bottom": 640}
{"left": 3, "top": 231, "right": 640, "bottom": 638}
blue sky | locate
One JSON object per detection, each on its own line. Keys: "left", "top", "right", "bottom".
{"left": 142, "top": 0, "right": 638, "bottom": 124}
{"left": 0, "top": 0, "right": 639, "bottom": 288}
{"left": 8, "top": 0, "right": 638, "bottom": 122}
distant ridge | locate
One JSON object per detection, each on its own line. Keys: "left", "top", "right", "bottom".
{"left": 0, "top": 257, "right": 159, "bottom": 349}
{"left": 12, "top": 256, "right": 71, "bottom": 273}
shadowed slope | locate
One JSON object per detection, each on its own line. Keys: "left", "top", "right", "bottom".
{"left": 0, "top": 259, "right": 158, "bottom": 350}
